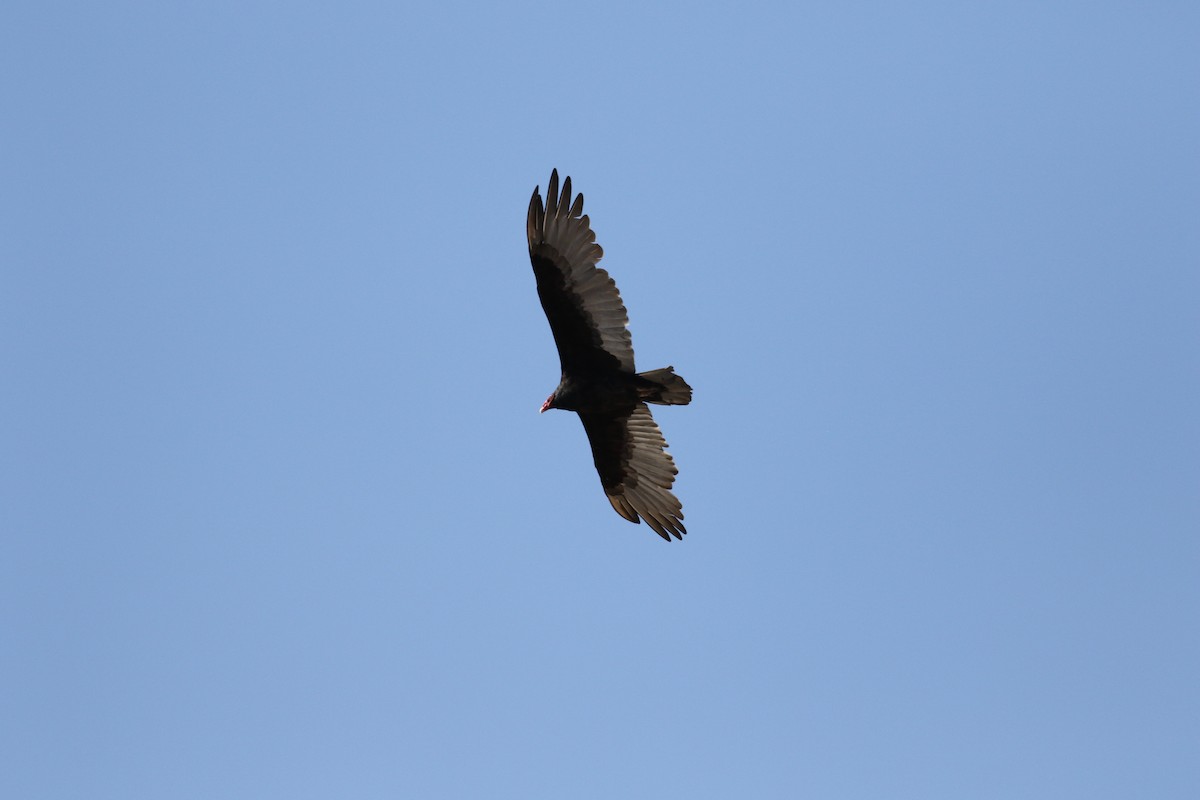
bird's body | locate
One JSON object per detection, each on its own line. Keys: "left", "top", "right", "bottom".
{"left": 527, "top": 170, "right": 691, "bottom": 540}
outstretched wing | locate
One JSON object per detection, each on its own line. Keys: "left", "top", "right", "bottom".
{"left": 579, "top": 404, "right": 685, "bottom": 541}
{"left": 527, "top": 170, "right": 635, "bottom": 375}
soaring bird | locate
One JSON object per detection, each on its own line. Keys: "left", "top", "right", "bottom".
{"left": 526, "top": 170, "right": 692, "bottom": 540}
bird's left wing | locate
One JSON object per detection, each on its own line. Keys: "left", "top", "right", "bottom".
{"left": 527, "top": 170, "right": 635, "bottom": 375}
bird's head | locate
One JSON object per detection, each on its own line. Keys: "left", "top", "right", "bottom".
{"left": 540, "top": 392, "right": 556, "bottom": 414}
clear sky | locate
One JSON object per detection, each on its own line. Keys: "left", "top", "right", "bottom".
{"left": 3, "top": 2, "right": 1197, "bottom": 798}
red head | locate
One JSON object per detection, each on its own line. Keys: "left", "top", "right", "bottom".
{"left": 540, "top": 393, "right": 556, "bottom": 413}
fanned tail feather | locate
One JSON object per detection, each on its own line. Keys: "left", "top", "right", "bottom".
{"left": 636, "top": 366, "right": 692, "bottom": 406}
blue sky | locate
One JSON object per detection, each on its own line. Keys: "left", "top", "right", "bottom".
{"left": 3, "top": 2, "right": 1197, "bottom": 797}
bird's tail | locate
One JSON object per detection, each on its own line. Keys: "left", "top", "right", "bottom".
{"left": 636, "top": 366, "right": 692, "bottom": 406}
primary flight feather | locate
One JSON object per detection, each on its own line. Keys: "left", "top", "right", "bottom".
{"left": 527, "top": 170, "right": 692, "bottom": 540}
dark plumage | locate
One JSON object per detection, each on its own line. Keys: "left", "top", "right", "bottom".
{"left": 527, "top": 170, "right": 692, "bottom": 540}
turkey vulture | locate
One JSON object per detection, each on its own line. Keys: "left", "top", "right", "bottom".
{"left": 527, "top": 170, "right": 692, "bottom": 540}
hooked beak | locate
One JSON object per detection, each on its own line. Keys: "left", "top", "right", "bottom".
{"left": 540, "top": 396, "right": 553, "bottom": 414}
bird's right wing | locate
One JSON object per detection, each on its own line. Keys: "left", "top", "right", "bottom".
{"left": 579, "top": 404, "right": 686, "bottom": 541}
{"left": 527, "top": 170, "right": 636, "bottom": 375}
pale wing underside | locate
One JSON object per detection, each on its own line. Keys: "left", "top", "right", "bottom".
{"left": 584, "top": 403, "right": 685, "bottom": 541}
